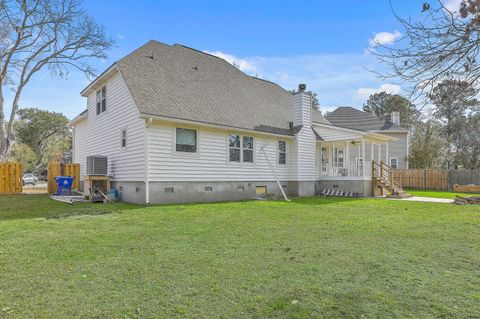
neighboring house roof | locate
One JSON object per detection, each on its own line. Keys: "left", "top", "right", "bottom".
{"left": 325, "top": 106, "right": 408, "bottom": 132}
{"left": 79, "top": 40, "right": 330, "bottom": 135}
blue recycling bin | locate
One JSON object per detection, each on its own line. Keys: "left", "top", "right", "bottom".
{"left": 55, "top": 176, "right": 74, "bottom": 195}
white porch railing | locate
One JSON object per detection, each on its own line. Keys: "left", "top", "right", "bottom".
{"left": 320, "top": 161, "right": 370, "bottom": 177}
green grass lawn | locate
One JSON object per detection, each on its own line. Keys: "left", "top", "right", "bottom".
{"left": 405, "top": 188, "right": 480, "bottom": 199}
{"left": 1, "top": 195, "right": 479, "bottom": 318}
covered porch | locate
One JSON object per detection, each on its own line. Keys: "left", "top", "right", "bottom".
{"left": 313, "top": 124, "right": 396, "bottom": 179}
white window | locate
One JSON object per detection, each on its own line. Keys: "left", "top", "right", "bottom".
{"left": 321, "top": 147, "right": 329, "bottom": 173}
{"left": 333, "top": 147, "right": 344, "bottom": 167}
{"left": 121, "top": 129, "right": 127, "bottom": 148}
{"left": 176, "top": 128, "right": 197, "bottom": 152}
{"left": 229, "top": 134, "right": 254, "bottom": 163}
{"left": 243, "top": 136, "right": 253, "bottom": 163}
{"left": 96, "top": 86, "right": 106, "bottom": 115}
{"left": 278, "top": 141, "right": 286, "bottom": 164}
{"left": 390, "top": 157, "right": 398, "bottom": 169}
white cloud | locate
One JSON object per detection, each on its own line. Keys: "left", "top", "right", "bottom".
{"left": 356, "top": 83, "right": 402, "bottom": 100}
{"left": 369, "top": 31, "right": 402, "bottom": 47}
{"left": 442, "top": 0, "right": 462, "bottom": 12}
{"left": 117, "top": 34, "right": 126, "bottom": 40}
{"left": 204, "top": 50, "right": 258, "bottom": 74}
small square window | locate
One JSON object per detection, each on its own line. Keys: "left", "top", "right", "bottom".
{"left": 165, "top": 187, "right": 174, "bottom": 193}
{"left": 176, "top": 128, "right": 197, "bottom": 152}
{"left": 205, "top": 186, "right": 213, "bottom": 192}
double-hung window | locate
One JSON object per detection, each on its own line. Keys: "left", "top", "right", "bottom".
{"left": 243, "top": 137, "right": 253, "bottom": 163}
{"left": 229, "top": 134, "right": 254, "bottom": 163}
{"left": 278, "top": 141, "right": 286, "bottom": 164}
{"left": 390, "top": 157, "right": 398, "bottom": 169}
{"left": 96, "top": 86, "right": 106, "bottom": 115}
{"left": 176, "top": 128, "right": 197, "bottom": 152}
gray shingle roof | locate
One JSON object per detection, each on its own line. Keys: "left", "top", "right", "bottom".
{"left": 325, "top": 106, "right": 408, "bottom": 132}
{"left": 114, "top": 40, "right": 329, "bottom": 135}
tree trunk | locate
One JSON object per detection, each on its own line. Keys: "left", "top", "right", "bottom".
{"left": 0, "top": 86, "right": 7, "bottom": 161}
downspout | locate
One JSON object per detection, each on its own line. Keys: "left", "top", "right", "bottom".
{"left": 145, "top": 118, "right": 152, "bottom": 204}
{"left": 260, "top": 143, "right": 290, "bottom": 202}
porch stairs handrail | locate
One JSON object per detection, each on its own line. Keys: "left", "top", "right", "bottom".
{"left": 371, "top": 160, "right": 409, "bottom": 198}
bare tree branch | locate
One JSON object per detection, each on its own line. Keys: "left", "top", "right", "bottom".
{"left": 0, "top": 0, "right": 114, "bottom": 159}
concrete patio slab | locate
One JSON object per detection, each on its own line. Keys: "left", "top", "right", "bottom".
{"left": 387, "top": 196, "right": 454, "bottom": 204}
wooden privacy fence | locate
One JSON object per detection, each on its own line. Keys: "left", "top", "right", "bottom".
{"left": 47, "top": 163, "right": 80, "bottom": 194}
{"left": 393, "top": 169, "right": 449, "bottom": 190}
{"left": 448, "top": 170, "right": 480, "bottom": 191}
{"left": 0, "top": 162, "right": 23, "bottom": 194}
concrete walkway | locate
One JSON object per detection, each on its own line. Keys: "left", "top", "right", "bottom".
{"left": 387, "top": 196, "right": 454, "bottom": 204}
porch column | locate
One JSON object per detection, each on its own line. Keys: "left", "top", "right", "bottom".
{"left": 371, "top": 142, "right": 374, "bottom": 163}
{"left": 386, "top": 142, "right": 389, "bottom": 165}
{"left": 346, "top": 140, "right": 350, "bottom": 175}
{"left": 361, "top": 139, "right": 366, "bottom": 176}
{"left": 378, "top": 143, "right": 382, "bottom": 163}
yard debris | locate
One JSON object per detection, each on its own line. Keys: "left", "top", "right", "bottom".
{"left": 49, "top": 195, "right": 88, "bottom": 204}
{"left": 454, "top": 195, "right": 480, "bottom": 205}
{"left": 319, "top": 188, "right": 359, "bottom": 197}
{"left": 453, "top": 184, "right": 480, "bottom": 194}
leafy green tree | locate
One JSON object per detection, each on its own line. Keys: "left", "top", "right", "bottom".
{"left": 455, "top": 114, "right": 480, "bottom": 169}
{"left": 363, "top": 92, "right": 418, "bottom": 128}
{"left": 409, "top": 120, "right": 446, "bottom": 169}
{"left": 429, "top": 79, "right": 478, "bottom": 168}
{"left": 14, "top": 108, "right": 71, "bottom": 172}
{"left": 10, "top": 143, "right": 37, "bottom": 173}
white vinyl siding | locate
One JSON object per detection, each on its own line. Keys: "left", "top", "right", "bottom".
{"left": 379, "top": 132, "right": 408, "bottom": 169}
{"left": 147, "top": 123, "right": 291, "bottom": 181}
{"left": 291, "top": 93, "right": 317, "bottom": 181}
{"left": 73, "top": 71, "right": 145, "bottom": 181}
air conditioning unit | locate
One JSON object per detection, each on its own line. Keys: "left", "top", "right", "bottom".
{"left": 86, "top": 155, "right": 108, "bottom": 176}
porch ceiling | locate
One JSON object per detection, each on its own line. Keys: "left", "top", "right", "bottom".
{"left": 312, "top": 124, "right": 397, "bottom": 143}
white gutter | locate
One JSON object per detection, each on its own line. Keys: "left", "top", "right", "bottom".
{"left": 145, "top": 118, "right": 152, "bottom": 204}
{"left": 139, "top": 113, "right": 295, "bottom": 139}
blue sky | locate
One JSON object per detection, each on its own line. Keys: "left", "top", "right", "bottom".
{"left": 4, "top": 0, "right": 457, "bottom": 119}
